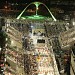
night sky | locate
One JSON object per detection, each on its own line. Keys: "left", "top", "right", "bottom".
{"left": 1, "top": 0, "right": 44, "bottom": 3}
{"left": 0, "top": 0, "right": 47, "bottom": 8}
{"left": 0, "top": 0, "right": 74, "bottom": 4}
{"left": 0, "top": 0, "right": 75, "bottom": 11}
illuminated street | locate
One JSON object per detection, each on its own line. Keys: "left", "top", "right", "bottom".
{"left": 0, "top": 1, "right": 75, "bottom": 75}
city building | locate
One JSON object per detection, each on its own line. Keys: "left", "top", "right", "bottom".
{"left": 70, "top": 46, "right": 75, "bottom": 75}
{"left": 59, "top": 27, "right": 75, "bottom": 49}
{"left": 4, "top": 19, "right": 25, "bottom": 75}
{"left": 59, "top": 26, "right": 75, "bottom": 75}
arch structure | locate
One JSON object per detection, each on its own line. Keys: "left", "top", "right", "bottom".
{"left": 17, "top": 2, "right": 57, "bottom": 21}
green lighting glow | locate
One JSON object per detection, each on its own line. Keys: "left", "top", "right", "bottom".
{"left": 34, "top": 2, "right": 41, "bottom": 15}
{"left": 33, "top": 2, "right": 41, "bottom": 7}
{"left": 21, "top": 15, "right": 48, "bottom": 20}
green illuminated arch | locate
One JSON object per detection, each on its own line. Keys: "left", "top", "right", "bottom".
{"left": 17, "top": 2, "right": 57, "bottom": 21}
